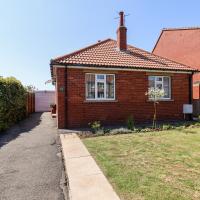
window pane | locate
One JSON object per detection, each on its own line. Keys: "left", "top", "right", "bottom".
{"left": 163, "top": 77, "right": 170, "bottom": 98}
{"left": 148, "top": 76, "right": 171, "bottom": 99}
{"left": 106, "top": 75, "right": 114, "bottom": 99}
{"left": 97, "top": 82, "right": 104, "bottom": 98}
{"left": 86, "top": 73, "right": 115, "bottom": 100}
{"left": 148, "top": 76, "right": 155, "bottom": 88}
{"left": 97, "top": 74, "right": 104, "bottom": 80}
{"left": 86, "top": 74, "right": 95, "bottom": 99}
{"left": 156, "top": 83, "right": 163, "bottom": 90}
{"left": 156, "top": 77, "right": 162, "bottom": 82}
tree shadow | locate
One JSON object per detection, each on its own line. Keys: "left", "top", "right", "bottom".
{"left": 0, "top": 113, "right": 43, "bottom": 149}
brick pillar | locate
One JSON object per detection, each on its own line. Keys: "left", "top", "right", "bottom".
{"left": 56, "top": 67, "right": 67, "bottom": 129}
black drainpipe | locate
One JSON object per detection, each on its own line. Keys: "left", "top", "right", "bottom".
{"left": 64, "top": 67, "right": 68, "bottom": 128}
{"left": 189, "top": 72, "right": 193, "bottom": 104}
{"left": 189, "top": 72, "right": 193, "bottom": 120}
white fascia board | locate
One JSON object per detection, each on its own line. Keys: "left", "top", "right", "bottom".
{"left": 52, "top": 64, "right": 193, "bottom": 74}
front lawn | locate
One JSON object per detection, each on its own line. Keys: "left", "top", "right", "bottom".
{"left": 83, "top": 127, "right": 200, "bottom": 200}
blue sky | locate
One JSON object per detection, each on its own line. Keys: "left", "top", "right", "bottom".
{"left": 1, "top": 0, "right": 200, "bottom": 90}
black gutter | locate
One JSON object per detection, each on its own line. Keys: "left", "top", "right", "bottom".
{"left": 188, "top": 72, "right": 194, "bottom": 120}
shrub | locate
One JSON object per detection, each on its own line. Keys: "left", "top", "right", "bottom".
{"left": 25, "top": 85, "right": 36, "bottom": 92}
{"left": 162, "top": 124, "right": 173, "bottom": 130}
{"left": 127, "top": 115, "right": 135, "bottom": 130}
{"left": 88, "top": 121, "right": 101, "bottom": 134}
{"left": 0, "top": 77, "right": 27, "bottom": 132}
{"left": 141, "top": 128, "right": 153, "bottom": 132}
{"left": 103, "top": 128, "right": 111, "bottom": 134}
{"left": 110, "top": 128, "right": 132, "bottom": 135}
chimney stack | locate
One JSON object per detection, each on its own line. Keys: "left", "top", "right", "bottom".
{"left": 117, "top": 11, "right": 127, "bottom": 51}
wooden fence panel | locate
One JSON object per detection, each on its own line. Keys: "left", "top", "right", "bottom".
{"left": 26, "top": 92, "right": 35, "bottom": 115}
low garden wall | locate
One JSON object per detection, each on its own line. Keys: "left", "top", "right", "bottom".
{"left": 0, "top": 77, "right": 34, "bottom": 132}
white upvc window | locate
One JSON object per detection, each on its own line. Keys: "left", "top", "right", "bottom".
{"left": 148, "top": 76, "right": 171, "bottom": 100}
{"left": 85, "top": 73, "right": 115, "bottom": 100}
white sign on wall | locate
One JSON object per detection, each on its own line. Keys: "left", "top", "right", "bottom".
{"left": 183, "top": 104, "right": 193, "bottom": 114}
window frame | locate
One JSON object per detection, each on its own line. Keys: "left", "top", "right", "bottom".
{"left": 148, "top": 76, "right": 171, "bottom": 100}
{"left": 85, "top": 73, "right": 115, "bottom": 101}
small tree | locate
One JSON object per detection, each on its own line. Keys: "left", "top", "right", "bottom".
{"left": 25, "top": 85, "right": 37, "bottom": 92}
{"left": 145, "top": 87, "right": 164, "bottom": 129}
{"left": 127, "top": 115, "right": 135, "bottom": 130}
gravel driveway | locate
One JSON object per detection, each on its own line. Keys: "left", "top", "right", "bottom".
{"left": 0, "top": 113, "right": 65, "bottom": 200}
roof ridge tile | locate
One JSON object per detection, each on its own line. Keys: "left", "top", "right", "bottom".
{"left": 162, "top": 27, "right": 200, "bottom": 31}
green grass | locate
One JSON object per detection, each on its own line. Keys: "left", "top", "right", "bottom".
{"left": 83, "top": 127, "right": 200, "bottom": 200}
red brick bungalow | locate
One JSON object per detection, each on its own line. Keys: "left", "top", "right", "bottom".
{"left": 152, "top": 27, "right": 200, "bottom": 99}
{"left": 50, "top": 12, "right": 197, "bottom": 129}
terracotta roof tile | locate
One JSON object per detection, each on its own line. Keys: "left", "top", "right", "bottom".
{"left": 51, "top": 38, "right": 196, "bottom": 72}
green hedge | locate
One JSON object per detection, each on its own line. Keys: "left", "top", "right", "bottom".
{"left": 0, "top": 77, "right": 27, "bottom": 132}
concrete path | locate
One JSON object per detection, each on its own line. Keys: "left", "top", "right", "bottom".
{"left": 0, "top": 113, "right": 65, "bottom": 200}
{"left": 60, "top": 133, "right": 120, "bottom": 200}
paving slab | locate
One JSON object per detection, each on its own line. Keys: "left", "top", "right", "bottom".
{"left": 60, "top": 134, "right": 90, "bottom": 158}
{"left": 65, "top": 156, "right": 102, "bottom": 179}
{"left": 70, "top": 174, "right": 120, "bottom": 200}
{"left": 60, "top": 133, "right": 121, "bottom": 200}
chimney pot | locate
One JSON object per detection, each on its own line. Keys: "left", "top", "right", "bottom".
{"left": 117, "top": 11, "right": 127, "bottom": 51}
{"left": 119, "top": 11, "right": 124, "bottom": 26}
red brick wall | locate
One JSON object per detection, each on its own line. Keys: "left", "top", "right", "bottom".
{"left": 58, "top": 68, "right": 190, "bottom": 128}
{"left": 193, "top": 73, "right": 200, "bottom": 99}
{"left": 56, "top": 67, "right": 67, "bottom": 128}
{"left": 193, "top": 84, "right": 200, "bottom": 99}
{"left": 153, "top": 29, "right": 200, "bottom": 99}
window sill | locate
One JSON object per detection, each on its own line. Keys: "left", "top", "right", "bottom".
{"left": 84, "top": 100, "right": 118, "bottom": 103}
{"left": 147, "top": 99, "right": 174, "bottom": 102}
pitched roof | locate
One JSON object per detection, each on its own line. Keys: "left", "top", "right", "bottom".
{"left": 51, "top": 38, "right": 197, "bottom": 73}
{"left": 152, "top": 27, "right": 200, "bottom": 53}
{"left": 152, "top": 27, "right": 200, "bottom": 70}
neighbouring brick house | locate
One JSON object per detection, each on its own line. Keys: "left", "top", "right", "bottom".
{"left": 50, "top": 12, "right": 197, "bottom": 129}
{"left": 152, "top": 27, "right": 200, "bottom": 99}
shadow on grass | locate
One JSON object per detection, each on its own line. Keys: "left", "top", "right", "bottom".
{"left": 0, "top": 112, "right": 42, "bottom": 149}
